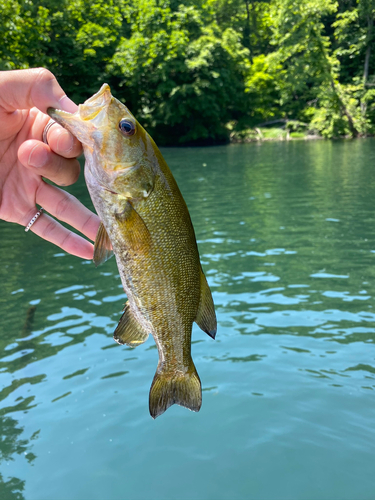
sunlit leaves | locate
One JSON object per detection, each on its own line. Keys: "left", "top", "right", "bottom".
{"left": 0, "top": 0, "right": 374, "bottom": 141}
{"left": 0, "top": 0, "right": 51, "bottom": 70}
{"left": 108, "top": 3, "right": 250, "bottom": 143}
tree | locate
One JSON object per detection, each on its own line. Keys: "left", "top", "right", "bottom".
{"left": 107, "top": 0, "right": 251, "bottom": 144}
{"left": 0, "top": 0, "right": 51, "bottom": 70}
{"left": 333, "top": 0, "right": 375, "bottom": 127}
{"left": 0, "top": 0, "right": 374, "bottom": 141}
{"left": 263, "top": 0, "right": 363, "bottom": 136}
{"left": 0, "top": 0, "right": 126, "bottom": 103}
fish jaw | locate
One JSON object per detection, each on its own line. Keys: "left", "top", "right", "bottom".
{"left": 47, "top": 107, "right": 97, "bottom": 150}
{"left": 79, "top": 83, "right": 112, "bottom": 120}
{"left": 47, "top": 85, "right": 112, "bottom": 148}
{"left": 47, "top": 84, "right": 155, "bottom": 199}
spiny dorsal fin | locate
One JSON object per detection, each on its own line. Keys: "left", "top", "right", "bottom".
{"left": 149, "top": 361, "right": 202, "bottom": 419}
{"left": 93, "top": 222, "right": 114, "bottom": 267}
{"left": 113, "top": 303, "right": 149, "bottom": 347}
{"left": 195, "top": 270, "right": 217, "bottom": 339}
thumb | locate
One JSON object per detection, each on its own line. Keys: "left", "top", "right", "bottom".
{"left": 0, "top": 68, "right": 78, "bottom": 114}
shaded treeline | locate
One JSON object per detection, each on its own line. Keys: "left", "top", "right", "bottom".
{"left": 1, "top": 0, "right": 374, "bottom": 144}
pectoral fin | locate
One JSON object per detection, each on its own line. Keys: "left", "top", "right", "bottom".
{"left": 113, "top": 303, "right": 149, "bottom": 347}
{"left": 93, "top": 223, "right": 114, "bottom": 267}
{"left": 195, "top": 270, "right": 217, "bottom": 339}
{"left": 115, "top": 201, "right": 152, "bottom": 253}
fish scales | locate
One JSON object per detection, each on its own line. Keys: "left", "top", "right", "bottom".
{"left": 48, "top": 84, "right": 217, "bottom": 418}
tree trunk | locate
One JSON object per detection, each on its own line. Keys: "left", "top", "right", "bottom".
{"left": 363, "top": 45, "right": 371, "bottom": 85}
{"left": 331, "top": 81, "right": 359, "bottom": 137}
{"left": 361, "top": 12, "right": 373, "bottom": 115}
{"left": 363, "top": 14, "right": 373, "bottom": 86}
{"left": 243, "top": 0, "right": 253, "bottom": 63}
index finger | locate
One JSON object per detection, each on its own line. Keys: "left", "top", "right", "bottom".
{"left": 47, "top": 123, "right": 83, "bottom": 158}
{"left": 0, "top": 68, "right": 77, "bottom": 114}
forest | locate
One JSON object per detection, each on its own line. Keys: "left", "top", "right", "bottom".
{"left": 1, "top": 0, "right": 374, "bottom": 145}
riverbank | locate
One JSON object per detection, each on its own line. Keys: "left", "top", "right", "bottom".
{"left": 230, "top": 127, "right": 322, "bottom": 143}
{"left": 229, "top": 127, "right": 375, "bottom": 143}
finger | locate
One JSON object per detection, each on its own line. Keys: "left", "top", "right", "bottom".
{"left": 0, "top": 68, "right": 77, "bottom": 114}
{"left": 36, "top": 182, "right": 100, "bottom": 242}
{"left": 46, "top": 122, "right": 83, "bottom": 158}
{"left": 28, "top": 212, "right": 95, "bottom": 260}
{"left": 18, "top": 140, "right": 81, "bottom": 186}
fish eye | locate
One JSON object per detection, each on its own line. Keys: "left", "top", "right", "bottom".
{"left": 119, "top": 119, "right": 136, "bottom": 136}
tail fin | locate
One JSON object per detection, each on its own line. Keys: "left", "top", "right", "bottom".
{"left": 149, "top": 362, "right": 202, "bottom": 419}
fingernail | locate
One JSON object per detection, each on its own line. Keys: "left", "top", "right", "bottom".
{"left": 28, "top": 144, "right": 48, "bottom": 168}
{"left": 58, "top": 95, "right": 78, "bottom": 113}
{"left": 56, "top": 129, "right": 74, "bottom": 153}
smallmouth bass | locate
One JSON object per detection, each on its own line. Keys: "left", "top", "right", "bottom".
{"left": 48, "top": 84, "right": 217, "bottom": 418}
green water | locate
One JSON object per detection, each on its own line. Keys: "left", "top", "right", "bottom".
{"left": 1, "top": 140, "right": 375, "bottom": 500}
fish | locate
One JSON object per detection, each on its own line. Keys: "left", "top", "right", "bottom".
{"left": 48, "top": 84, "right": 217, "bottom": 418}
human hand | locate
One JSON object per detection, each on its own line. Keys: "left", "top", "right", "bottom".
{"left": 0, "top": 68, "right": 100, "bottom": 259}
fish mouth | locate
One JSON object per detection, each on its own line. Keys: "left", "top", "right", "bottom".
{"left": 47, "top": 84, "right": 113, "bottom": 145}
{"left": 47, "top": 106, "right": 93, "bottom": 147}
{"left": 47, "top": 107, "right": 74, "bottom": 126}
{"left": 78, "top": 84, "right": 112, "bottom": 120}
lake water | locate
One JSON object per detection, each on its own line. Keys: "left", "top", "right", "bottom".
{"left": 1, "top": 140, "right": 375, "bottom": 500}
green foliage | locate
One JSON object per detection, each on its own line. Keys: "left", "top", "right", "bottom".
{"left": 46, "top": 0, "right": 125, "bottom": 102}
{"left": 268, "top": 0, "right": 339, "bottom": 117}
{"left": 244, "top": 54, "right": 280, "bottom": 125}
{"left": 108, "top": 2, "right": 250, "bottom": 144}
{"left": 0, "top": 0, "right": 51, "bottom": 70}
{"left": 0, "top": 0, "right": 374, "bottom": 143}
{"left": 308, "top": 82, "right": 373, "bottom": 137}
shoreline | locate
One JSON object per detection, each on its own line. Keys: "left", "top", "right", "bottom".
{"left": 229, "top": 127, "right": 375, "bottom": 143}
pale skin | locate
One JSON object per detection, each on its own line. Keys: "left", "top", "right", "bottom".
{"left": 0, "top": 68, "right": 100, "bottom": 259}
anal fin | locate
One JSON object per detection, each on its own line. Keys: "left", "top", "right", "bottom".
{"left": 93, "top": 222, "right": 114, "bottom": 267}
{"left": 113, "top": 303, "right": 149, "bottom": 347}
{"left": 195, "top": 270, "right": 217, "bottom": 339}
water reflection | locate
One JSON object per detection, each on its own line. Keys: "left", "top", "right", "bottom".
{"left": 0, "top": 415, "right": 37, "bottom": 500}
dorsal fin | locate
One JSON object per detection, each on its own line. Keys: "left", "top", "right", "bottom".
{"left": 195, "top": 270, "right": 217, "bottom": 339}
{"left": 113, "top": 303, "right": 150, "bottom": 347}
{"left": 93, "top": 222, "right": 114, "bottom": 267}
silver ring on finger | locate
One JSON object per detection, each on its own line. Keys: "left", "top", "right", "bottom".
{"left": 25, "top": 208, "right": 44, "bottom": 232}
{"left": 42, "top": 119, "right": 57, "bottom": 145}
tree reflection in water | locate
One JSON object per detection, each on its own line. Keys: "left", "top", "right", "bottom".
{"left": 0, "top": 306, "right": 40, "bottom": 500}
{"left": 0, "top": 415, "right": 39, "bottom": 500}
